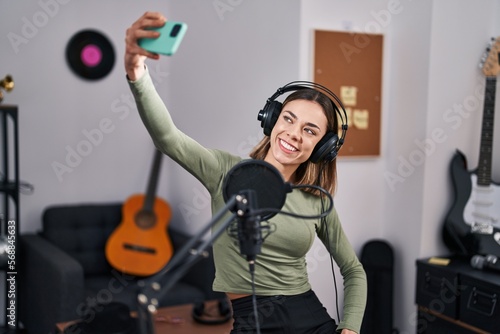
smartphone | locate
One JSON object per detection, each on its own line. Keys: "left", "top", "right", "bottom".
{"left": 139, "top": 21, "right": 188, "bottom": 56}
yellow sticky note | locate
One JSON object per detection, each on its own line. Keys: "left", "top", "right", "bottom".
{"left": 340, "top": 86, "right": 358, "bottom": 106}
{"left": 353, "top": 109, "right": 369, "bottom": 130}
{"left": 428, "top": 257, "right": 450, "bottom": 266}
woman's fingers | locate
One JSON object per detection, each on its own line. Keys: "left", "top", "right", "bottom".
{"left": 124, "top": 11, "right": 168, "bottom": 79}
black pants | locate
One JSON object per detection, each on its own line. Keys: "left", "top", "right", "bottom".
{"left": 230, "top": 290, "right": 337, "bottom": 334}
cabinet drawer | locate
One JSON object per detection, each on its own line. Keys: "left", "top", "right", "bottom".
{"left": 460, "top": 273, "right": 500, "bottom": 333}
{"left": 416, "top": 261, "right": 460, "bottom": 319}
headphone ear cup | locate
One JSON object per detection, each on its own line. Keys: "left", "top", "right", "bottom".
{"left": 310, "top": 132, "right": 339, "bottom": 163}
{"left": 192, "top": 301, "right": 205, "bottom": 318}
{"left": 218, "top": 298, "right": 231, "bottom": 318}
{"left": 258, "top": 100, "right": 282, "bottom": 136}
{"left": 191, "top": 299, "right": 232, "bottom": 325}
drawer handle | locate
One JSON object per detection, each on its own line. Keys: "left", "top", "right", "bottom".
{"left": 422, "top": 272, "right": 445, "bottom": 297}
{"left": 467, "top": 287, "right": 497, "bottom": 317}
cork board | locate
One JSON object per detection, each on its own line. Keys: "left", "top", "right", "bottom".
{"left": 314, "top": 30, "right": 383, "bottom": 157}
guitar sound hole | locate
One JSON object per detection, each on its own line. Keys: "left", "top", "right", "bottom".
{"left": 123, "top": 243, "right": 156, "bottom": 254}
{"left": 135, "top": 211, "right": 157, "bottom": 229}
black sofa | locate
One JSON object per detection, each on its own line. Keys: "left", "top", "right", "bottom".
{"left": 19, "top": 203, "right": 221, "bottom": 334}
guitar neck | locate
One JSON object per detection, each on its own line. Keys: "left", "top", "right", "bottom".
{"left": 477, "top": 77, "right": 497, "bottom": 186}
{"left": 143, "top": 149, "right": 163, "bottom": 211}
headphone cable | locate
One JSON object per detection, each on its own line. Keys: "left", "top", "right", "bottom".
{"left": 251, "top": 184, "right": 333, "bottom": 221}
{"left": 318, "top": 162, "right": 341, "bottom": 323}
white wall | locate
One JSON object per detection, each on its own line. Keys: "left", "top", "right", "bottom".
{"left": 1, "top": 0, "right": 500, "bottom": 333}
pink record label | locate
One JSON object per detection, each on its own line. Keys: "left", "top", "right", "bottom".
{"left": 81, "top": 44, "right": 102, "bottom": 67}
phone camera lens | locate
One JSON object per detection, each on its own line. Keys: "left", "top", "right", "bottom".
{"left": 170, "top": 24, "right": 181, "bottom": 37}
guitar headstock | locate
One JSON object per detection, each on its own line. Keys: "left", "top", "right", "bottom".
{"left": 480, "top": 36, "right": 500, "bottom": 77}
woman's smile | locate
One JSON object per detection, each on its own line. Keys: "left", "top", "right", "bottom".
{"left": 279, "top": 138, "right": 298, "bottom": 153}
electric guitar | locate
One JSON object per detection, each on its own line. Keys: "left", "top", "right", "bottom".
{"left": 443, "top": 37, "right": 500, "bottom": 257}
{"left": 105, "top": 149, "right": 173, "bottom": 276}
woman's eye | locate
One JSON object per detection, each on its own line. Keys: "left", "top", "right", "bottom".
{"left": 284, "top": 115, "right": 292, "bottom": 123}
{"left": 305, "top": 128, "right": 316, "bottom": 135}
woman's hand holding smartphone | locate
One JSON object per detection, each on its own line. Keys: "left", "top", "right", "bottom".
{"left": 125, "top": 12, "right": 187, "bottom": 81}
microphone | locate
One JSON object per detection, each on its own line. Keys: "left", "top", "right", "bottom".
{"left": 470, "top": 254, "right": 500, "bottom": 273}
{"left": 234, "top": 189, "right": 262, "bottom": 262}
{"left": 223, "top": 160, "right": 291, "bottom": 261}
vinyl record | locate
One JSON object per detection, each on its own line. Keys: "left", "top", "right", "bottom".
{"left": 66, "top": 29, "right": 115, "bottom": 80}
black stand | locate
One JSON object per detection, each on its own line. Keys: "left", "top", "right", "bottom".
{"left": 0, "top": 105, "right": 19, "bottom": 331}
{"left": 136, "top": 192, "right": 254, "bottom": 334}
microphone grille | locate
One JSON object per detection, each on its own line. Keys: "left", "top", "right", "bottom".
{"left": 223, "top": 160, "right": 288, "bottom": 220}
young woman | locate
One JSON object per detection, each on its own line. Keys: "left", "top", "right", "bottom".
{"left": 125, "top": 12, "right": 367, "bottom": 334}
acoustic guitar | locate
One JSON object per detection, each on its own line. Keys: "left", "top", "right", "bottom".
{"left": 106, "top": 149, "right": 173, "bottom": 276}
{"left": 443, "top": 37, "right": 500, "bottom": 257}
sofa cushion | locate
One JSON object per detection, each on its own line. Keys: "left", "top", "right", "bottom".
{"left": 42, "top": 203, "right": 122, "bottom": 276}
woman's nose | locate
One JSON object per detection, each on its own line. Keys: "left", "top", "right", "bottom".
{"left": 287, "top": 125, "right": 301, "bottom": 141}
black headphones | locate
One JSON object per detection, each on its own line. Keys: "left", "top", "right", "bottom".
{"left": 192, "top": 298, "right": 232, "bottom": 325}
{"left": 257, "top": 81, "right": 348, "bottom": 163}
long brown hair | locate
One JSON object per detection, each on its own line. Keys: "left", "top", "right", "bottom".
{"left": 249, "top": 88, "right": 339, "bottom": 196}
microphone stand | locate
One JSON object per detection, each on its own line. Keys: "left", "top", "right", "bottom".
{"left": 136, "top": 191, "right": 259, "bottom": 334}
